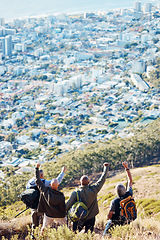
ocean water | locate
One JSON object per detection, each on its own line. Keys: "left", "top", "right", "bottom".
{"left": 0, "top": 0, "right": 154, "bottom": 22}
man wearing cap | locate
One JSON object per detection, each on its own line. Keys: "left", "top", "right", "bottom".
{"left": 26, "top": 164, "right": 67, "bottom": 231}
{"left": 35, "top": 163, "right": 66, "bottom": 235}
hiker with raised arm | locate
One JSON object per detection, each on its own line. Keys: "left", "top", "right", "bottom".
{"left": 103, "top": 161, "right": 137, "bottom": 236}
{"left": 26, "top": 164, "right": 67, "bottom": 235}
{"left": 35, "top": 163, "right": 66, "bottom": 236}
{"left": 66, "top": 162, "right": 109, "bottom": 233}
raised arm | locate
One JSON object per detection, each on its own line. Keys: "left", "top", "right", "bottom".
{"left": 92, "top": 162, "right": 109, "bottom": 194}
{"left": 57, "top": 166, "right": 67, "bottom": 184}
{"left": 122, "top": 161, "right": 132, "bottom": 188}
{"left": 40, "top": 166, "right": 67, "bottom": 187}
{"left": 35, "top": 163, "right": 46, "bottom": 192}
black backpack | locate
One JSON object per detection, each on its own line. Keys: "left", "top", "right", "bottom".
{"left": 20, "top": 188, "right": 40, "bottom": 209}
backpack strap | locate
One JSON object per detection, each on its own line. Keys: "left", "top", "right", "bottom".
{"left": 42, "top": 179, "right": 45, "bottom": 184}
{"left": 78, "top": 190, "right": 81, "bottom": 201}
{"left": 76, "top": 190, "right": 81, "bottom": 202}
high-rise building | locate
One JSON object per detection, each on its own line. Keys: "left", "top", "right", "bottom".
{"left": 144, "top": 2, "right": 152, "bottom": 13}
{"left": 0, "top": 18, "right": 5, "bottom": 26}
{"left": 0, "top": 37, "right": 5, "bottom": 55}
{"left": 22, "top": 43, "right": 27, "bottom": 52}
{"left": 5, "top": 35, "right": 12, "bottom": 56}
{"left": 132, "top": 60, "right": 145, "bottom": 73}
{"left": 134, "top": 1, "right": 142, "bottom": 11}
{"left": 0, "top": 36, "right": 12, "bottom": 56}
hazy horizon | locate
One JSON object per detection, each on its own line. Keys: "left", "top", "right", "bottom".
{"left": 0, "top": 0, "right": 155, "bottom": 22}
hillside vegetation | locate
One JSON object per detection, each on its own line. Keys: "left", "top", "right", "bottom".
{"left": 0, "top": 117, "right": 160, "bottom": 239}
{"left": 0, "top": 117, "right": 160, "bottom": 207}
{"left": 0, "top": 164, "right": 160, "bottom": 239}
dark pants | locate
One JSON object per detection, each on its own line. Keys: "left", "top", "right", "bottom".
{"left": 73, "top": 217, "right": 95, "bottom": 233}
{"left": 31, "top": 209, "right": 43, "bottom": 229}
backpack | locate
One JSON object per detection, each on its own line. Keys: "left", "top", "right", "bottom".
{"left": 120, "top": 195, "right": 137, "bottom": 222}
{"left": 68, "top": 190, "right": 89, "bottom": 222}
{"left": 20, "top": 188, "right": 40, "bottom": 209}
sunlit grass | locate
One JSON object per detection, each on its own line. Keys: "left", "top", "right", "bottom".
{"left": 1, "top": 165, "right": 160, "bottom": 239}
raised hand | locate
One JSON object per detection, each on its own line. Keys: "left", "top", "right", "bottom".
{"left": 36, "top": 163, "right": 41, "bottom": 168}
{"left": 122, "top": 162, "right": 128, "bottom": 169}
{"left": 62, "top": 166, "right": 67, "bottom": 173}
{"left": 104, "top": 162, "right": 109, "bottom": 167}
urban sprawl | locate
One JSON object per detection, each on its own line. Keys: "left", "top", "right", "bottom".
{"left": 0, "top": 1, "right": 160, "bottom": 174}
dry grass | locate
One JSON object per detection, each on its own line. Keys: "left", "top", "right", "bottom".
{"left": 96, "top": 164, "right": 160, "bottom": 239}
{"left": 0, "top": 215, "right": 31, "bottom": 239}
{"left": 1, "top": 164, "right": 160, "bottom": 239}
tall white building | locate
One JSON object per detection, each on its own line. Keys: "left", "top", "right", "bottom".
{"left": 0, "top": 37, "right": 5, "bottom": 55}
{"left": 5, "top": 35, "right": 12, "bottom": 56}
{"left": 134, "top": 1, "right": 142, "bottom": 11}
{"left": 22, "top": 43, "right": 27, "bottom": 52}
{"left": 0, "top": 18, "right": 5, "bottom": 26}
{"left": 0, "top": 35, "right": 12, "bottom": 56}
{"left": 144, "top": 2, "right": 152, "bottom": 13}
{"left": 132, "top": 60, "right": 145, "bottom": 73}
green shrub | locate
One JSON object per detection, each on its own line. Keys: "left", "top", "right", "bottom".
{"left": 30, "top": 226, "right": 95, "bottom": 240}
{"left": 99, "top": 192, "right": 115, "bottom": 206}
{"left": 132, "top": 176, "right": 141, "bottom": 182}
{"left": 137, "top": 199, "right": 160, "bottom": 217}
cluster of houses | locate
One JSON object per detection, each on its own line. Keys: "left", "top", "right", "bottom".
{"left": 0, "top": 4, "right": 160, "bottom": 169}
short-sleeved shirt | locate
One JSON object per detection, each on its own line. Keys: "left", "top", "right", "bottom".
{"left": 110, "top": 187, "right": 133, "bottom": 221}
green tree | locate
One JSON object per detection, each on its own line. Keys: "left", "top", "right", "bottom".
{"left": 55, "top": 141, "right": 61, "bottom": 146}
{"left": 30, "top": 120, "right": 39, "bottom": 127}
{"left": 0, "top": 135, "right": 5, "bottom": 142}
{"left": 16, "top": 118, "right": 23, "bottom": 127}
{"left": 6, "top": 133, "right": 15, "bottom": 143}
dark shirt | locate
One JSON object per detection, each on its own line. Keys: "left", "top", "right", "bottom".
{"left": 35, "top": 168, "right": 66, "bottom": 218}
{"left": 110, "top": 187, "right": 133, "bottom": 221}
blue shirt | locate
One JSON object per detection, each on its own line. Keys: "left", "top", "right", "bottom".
{"left": 26, "top": 171, "right": 65, "bottom": 189}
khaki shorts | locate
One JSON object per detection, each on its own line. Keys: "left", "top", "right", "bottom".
{"left": 42, "top": 213, "right": 67, "bottom": 229}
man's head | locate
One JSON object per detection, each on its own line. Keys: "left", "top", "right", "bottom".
{"left": 39, "top": 169, "right": 44, "bottom": 179}
{"left": 116, "top": 184, "right": 126, "bottom": 197}
{"left": 50, "top": 178, "right": 59, "bottom": 190}
{"left": 80, "top": 175, "right": 89, "bottom": 186}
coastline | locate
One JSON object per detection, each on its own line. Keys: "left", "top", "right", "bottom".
{"left": 0, "top": 0, "right": 151, "bottom": 23}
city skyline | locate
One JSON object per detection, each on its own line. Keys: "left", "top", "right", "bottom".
{"left": 0, "top": 0, "right": 157, "bottom": 22}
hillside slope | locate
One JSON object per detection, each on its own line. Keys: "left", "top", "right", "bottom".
{"left": 1, "top": 164, "right": 160, "bottom": 239}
